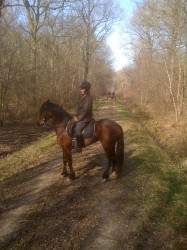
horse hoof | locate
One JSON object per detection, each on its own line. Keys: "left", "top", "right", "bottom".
{"left": 109, "top": 171, "right": 118, "bottom": 181}
{"left": 102, "top": 171, "right": 109, "bottom": 179}
{"left": 61, "top": 171, "right": 68, "bottom": 177}
{"left": 101, "top": 178, "right": 107, "bottom": 183}
{"left": 69, "top": 173, "right": 76, "bottom": 180}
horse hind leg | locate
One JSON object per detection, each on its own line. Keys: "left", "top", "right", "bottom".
{"left": 108, "top": 157, "right": 118, "bottom": 181}
{"left": 106, "top": 134, "right": 124, "bottom": 181}
{"left": 102, "top": 144, "right": 117, "bottom": 181}
{"left": 102, "top": 159, "right": 113, "bottom": 180}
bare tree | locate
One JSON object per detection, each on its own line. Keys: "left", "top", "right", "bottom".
{"left": 124, "top": 0, "right": 187, "bottom": 121}
{"left": 20, "top": 0, "right": 67, "bottom": 105}
{"left": 73, "top": 0, "right": 120, "bottom": 81}
{"left": 0, "top": 9, "right": 22, "bottom": 125}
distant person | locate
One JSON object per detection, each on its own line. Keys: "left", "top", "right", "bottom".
{"left": 107, "top": 91, "right": 111, "bottom": 100}
{"left": 111, "top": 92, "right": 116, "bottom": 100}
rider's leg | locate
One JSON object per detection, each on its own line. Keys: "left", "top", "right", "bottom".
{"left": 74, "top": 121, "right": 87, "bottom": 152}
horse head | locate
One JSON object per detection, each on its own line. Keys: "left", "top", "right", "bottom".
{"left": 37, "top": 99, "right": 53, "bottom": 126}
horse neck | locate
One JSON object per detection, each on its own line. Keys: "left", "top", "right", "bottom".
{"left": 52, "top": 110, "right": 71, "bottom": 134}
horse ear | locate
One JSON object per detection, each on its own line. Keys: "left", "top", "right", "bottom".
{"left": 47, "top": 99, "right": 50, "bottom": 103}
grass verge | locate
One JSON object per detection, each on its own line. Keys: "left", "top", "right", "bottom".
{"left": 115, "top": 99, "right": 187, "bottom": 249}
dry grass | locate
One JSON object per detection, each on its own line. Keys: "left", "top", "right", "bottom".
{"left": 123, "top": 99, "right": 187, "bottom": 162}
{"left": 0, "top": 132, "right": 58, "bottom": 182}
{"left": 116, "top": 100, "right": 187, "bottom": 249}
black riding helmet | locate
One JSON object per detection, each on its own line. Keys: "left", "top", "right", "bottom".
{"left": 80, "top": 81, "right": 91, "bottom": 91}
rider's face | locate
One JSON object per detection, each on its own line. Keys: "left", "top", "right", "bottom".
{"left": 80, "top": 88, "right": 86, "bottom": 95}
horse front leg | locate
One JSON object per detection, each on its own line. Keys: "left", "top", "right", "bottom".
{"left": 68, "top": 159, "right": 75, "bottom": 180}
{"left": 63, "top": 148, "right": 75, "bottom": 180}
{"left": 61, "top": 159, "right": 68, "bottom": 177}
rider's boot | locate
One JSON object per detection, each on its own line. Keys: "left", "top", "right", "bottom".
{"left": 72, "top": 134, "right": 84, "bottom": 153}
{"left": 76, "top": 134, "right": 84, "bottom": 153}
{"left": 75, "top": 134, "right": 84, "bottom": 153}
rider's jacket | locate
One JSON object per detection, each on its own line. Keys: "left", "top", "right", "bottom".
{"left": 76, "top": 94, "right": 93, "bottom": 122}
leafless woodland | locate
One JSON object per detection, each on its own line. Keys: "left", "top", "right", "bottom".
{"left": 0, "top": 0, "right": 120, "bottom": 125}
{"left": 115, "top": 0, "right": 187, "bottom": 123}
{"left": 1, "top": 0, "right": 187, "bottom": 126}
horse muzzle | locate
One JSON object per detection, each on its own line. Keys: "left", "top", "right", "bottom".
{"left": 37, "top": 118, "right": 46, "bottom": 126}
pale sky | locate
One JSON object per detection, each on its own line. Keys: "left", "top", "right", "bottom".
{"left": 107, "top": 0, "right": 136, "bottom": 71}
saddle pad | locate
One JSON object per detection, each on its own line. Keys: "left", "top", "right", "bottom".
{"left": 66, "top": 121, "right": 95, "bottom": 140}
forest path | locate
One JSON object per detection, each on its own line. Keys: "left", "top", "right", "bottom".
{"left": 0, "top": 100, "right": 177, "bottom": 249}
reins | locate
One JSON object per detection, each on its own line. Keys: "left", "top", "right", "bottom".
{"left": 55, "top": 119, "right": 73, "bottom": 138}
{"left": 44, "top": 122, "right": 53, "bottom": 128}
{"left": 42, "top": 120, "right": 72, "bottom": 140}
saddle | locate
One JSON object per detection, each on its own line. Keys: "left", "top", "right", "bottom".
{"left": 66, "top": 119, "right": 96, "bottom": 140}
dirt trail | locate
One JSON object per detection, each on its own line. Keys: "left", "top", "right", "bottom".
{"left": 0, "top": 100, "right": 178, "bottom": 249}
{"left": 0, "top": 158, "right": 62, "bottom": 244}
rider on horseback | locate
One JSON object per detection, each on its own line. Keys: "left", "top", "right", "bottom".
{"left": 73, "top": 81, "right": 93, "bottom": 153}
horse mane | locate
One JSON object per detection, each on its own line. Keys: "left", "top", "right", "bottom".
{"left": 45, "top": 100, "right": 72, "bottom": 121}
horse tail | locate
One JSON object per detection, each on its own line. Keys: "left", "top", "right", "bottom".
{"left": 115, "top": 129, "right": 124, "bottom": 174}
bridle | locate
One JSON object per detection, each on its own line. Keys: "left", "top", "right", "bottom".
{"left": 40, "top": 109, "right": 52, "bottom": 127}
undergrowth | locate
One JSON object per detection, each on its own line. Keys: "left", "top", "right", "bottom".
{"left": 116, "top": 99, "right": 187, "bottom": 249}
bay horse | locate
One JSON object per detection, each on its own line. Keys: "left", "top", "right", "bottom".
{"left": 37, "top": 100, "right": 124, "bottom": 181}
